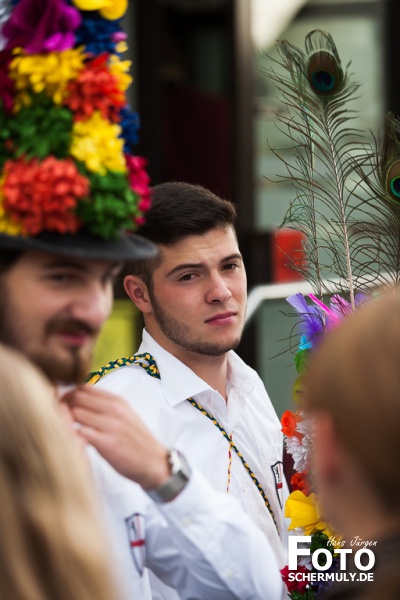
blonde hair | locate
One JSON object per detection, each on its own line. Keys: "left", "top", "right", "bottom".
{"left": 305, "top": 289, "right": 400, "bottom": 511}
{"left": 0, "top": 343, "right": 117, "bottom": 600}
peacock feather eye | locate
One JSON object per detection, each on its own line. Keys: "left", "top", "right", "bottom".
{"left": 307, "top": 51, "right": 342, "bottom": 96}
{"left": 386, "top": 159, "right": 400, "bottom": 200}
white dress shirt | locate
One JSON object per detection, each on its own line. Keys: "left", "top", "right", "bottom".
{"left": 88, "top": 446, "right": 285, "bottom": 599}
{"left": 95, "top": 329, "right": 289, "bottom": 599}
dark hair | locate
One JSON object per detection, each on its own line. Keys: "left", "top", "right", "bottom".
{"left": 0, "top": 250, "right": 23, "bottom": 277}
{"left": 124, "top": 182, "right": 237, "bottom": 285}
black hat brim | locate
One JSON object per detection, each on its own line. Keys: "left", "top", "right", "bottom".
{"left": 0, "top": 230, "right": 158, "bottom": 261}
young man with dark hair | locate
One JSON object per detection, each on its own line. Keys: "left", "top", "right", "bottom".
{"left": 85, "top": 181, "right": 289, "bottom": 599}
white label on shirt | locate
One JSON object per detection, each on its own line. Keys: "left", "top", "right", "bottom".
{"left": 271, "top": 461, "right": 284, "bottom": 509}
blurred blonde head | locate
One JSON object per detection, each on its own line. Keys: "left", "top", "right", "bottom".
{"left": 305, "top": 289, "right": 400, "bottom": 513}
{"left": 0, "top": 343, "right": 116, "bottom": 600}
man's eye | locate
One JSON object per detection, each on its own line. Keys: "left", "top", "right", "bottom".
{"left": 49, "top": 273, "right": 76, "bottom": 283}
{"left": 223, "top": 263, "right": 239, "bottom": 271}
{"left": 178, "top": 273, "right": 195, "bottom": 282}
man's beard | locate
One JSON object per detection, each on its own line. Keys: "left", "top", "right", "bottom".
{"left": 149, "top": 289, "right": 243, "bottom": 357}
{"left": 0, "top": 289, "right": 95, "bottom": 385}
{"left": 23, "top": 342, "right": 89, "bottom": 385}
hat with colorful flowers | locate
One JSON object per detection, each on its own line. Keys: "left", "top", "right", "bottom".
{"left": 0, "top": 0, "right": 157, "bottom": 260}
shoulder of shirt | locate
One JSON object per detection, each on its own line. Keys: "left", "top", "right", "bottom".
{"left": 94, "top": 362, "right": 159, "bottom": 393}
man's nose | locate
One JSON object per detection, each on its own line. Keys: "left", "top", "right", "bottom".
{"left": 205, "top": 274, "right": 232, "bottom": 304}
{"left": 69, "top": 283, "right": 113, "bottom": 330}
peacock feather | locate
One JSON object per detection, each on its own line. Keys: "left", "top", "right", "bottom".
{"left": 352, "top": 112, "right": 400, "bottom": 287}
{"left": 264, "top": 29, "right": 394, "bottom": 311}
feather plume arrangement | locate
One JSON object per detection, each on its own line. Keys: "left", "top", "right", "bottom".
{"left": 264, "top": 30, "right": 400, "bottom": 599}
{"left": 265, "top": 29, "right": 400, "bottom": 312}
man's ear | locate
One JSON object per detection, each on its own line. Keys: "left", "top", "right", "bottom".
{"left": 123, "top": 275, "right": 152, "bottom": 314}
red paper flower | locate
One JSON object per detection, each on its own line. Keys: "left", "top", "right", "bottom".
{"left": 65, "top": 54, "right": 125, "bottom": 122}
{"left": 291, "top": 471, "right": 311, "bottom": 496}
{"left": 3, "top": 156, "right": 89, "bottom": 234}
{"left": 281, "top": 564, "right": 310, "bottom": 594}
{"left": 281, "top": 409, "right": 303, "bottom": 438}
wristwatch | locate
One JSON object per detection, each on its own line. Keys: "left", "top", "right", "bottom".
{"left": 147, "top": 448, "right": 192, "bottom": 503}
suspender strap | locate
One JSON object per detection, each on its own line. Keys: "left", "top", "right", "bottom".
{"left": 89, "top": 353, "right": 278, "bottom": 532}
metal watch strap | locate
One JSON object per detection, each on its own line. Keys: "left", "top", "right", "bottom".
{"left": 147, "top": 448, "right": 191, "bottom": 503}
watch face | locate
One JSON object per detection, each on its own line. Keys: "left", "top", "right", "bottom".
{"left": 147, "top": 449, "right": 191, "bottom": 503}
{"left": 169, "top": 449, "right": 191, "bottom": 477}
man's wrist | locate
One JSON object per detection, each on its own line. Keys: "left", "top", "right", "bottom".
{"left": 146, "top": 448, "right": 191, "bottom": 503}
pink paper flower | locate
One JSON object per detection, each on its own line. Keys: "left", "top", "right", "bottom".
{"left": 3, "top": 0, "right": 81, "bottom": 53}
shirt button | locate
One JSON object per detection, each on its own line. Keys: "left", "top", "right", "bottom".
{"left": 223, "top": 568, "right": 234, "bottom": 579}
{"left": 181, "top": 515, "right": 193, "bottom": 528}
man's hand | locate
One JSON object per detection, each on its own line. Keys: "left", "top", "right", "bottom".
{"left": 61, "top": 385, "right": 171, "bottom": 490}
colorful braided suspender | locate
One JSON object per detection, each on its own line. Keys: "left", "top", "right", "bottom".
{"left": 89, "top": 353, "right": 279, "bottom": 533}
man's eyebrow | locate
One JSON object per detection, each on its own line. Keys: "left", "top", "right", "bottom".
{"left": 41, "top": 259, "right": 121, "bottom": 276}
{"left": 223, "top": 253, "right": 243, "bottom": 263}
{"left": 42, "top": 259, "right": 88, "bottom": 272}
{"left": 165, "top": 253, "right": 243, "bottom": 277}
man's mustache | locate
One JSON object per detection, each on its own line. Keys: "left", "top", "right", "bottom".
{"left": 46, "top": 319, "right": 99, "bottom": 338}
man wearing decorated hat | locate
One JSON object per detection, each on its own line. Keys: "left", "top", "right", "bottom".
{"left": 0, "top": 2, "right": 285, "bottom": 599}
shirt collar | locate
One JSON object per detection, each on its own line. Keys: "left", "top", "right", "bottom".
{"left": 138, "top": 329, "right": 255, "bottom": 407}
{"left": 139, "top": 330, "right": 210, "bottom": 406}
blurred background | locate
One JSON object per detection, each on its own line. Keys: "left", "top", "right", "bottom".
{"left": 94, "top": 0, "right": 394, "bottom": 416}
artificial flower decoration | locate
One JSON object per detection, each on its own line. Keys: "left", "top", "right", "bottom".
{"left": 290, "top": 471, "right": 310, "bottom": 496}
{"left": 2, "top": 0, "right": 81, "bottom": 53}
{"left": 281, "top": 565, "right": 312, "bottom": 597}
{"left": 0, "top": 0, "right": 150, "bottom": 243}
{"left": 120, "top": 106, "right": 140, "bottom": 151}
{"left": 285, "top": 491, "right": 334, "bottom": 538}
{"left": 0, "top": 175, "right": 23, "bottom": 235}
{"left": 70, "top": 111, "right": 126, "bottom": 174}
{"left": 71, "top": 0, "right": 128, "bottom": 21}
{"left": 108, "top": 54, "right": 132, "bottom": 92}
{"left": 281, "top": 409, "right": 303, "bottom": 438}
{"left": 2, "top": 156, "right": 88, "bottom": 235}
{"left": 74, "top": 12, "right": 126, "bottom": 55}
{"left": 9, "top": 47, "right": 85, "bottom": 108}
{"left": 126, "top": 155, "right": 151, "bottom": 211}
{"left": 65, "top": 54, "right": 125, "bottom": 122}
{"left": 76, "top": 169, "right": 141, "bottom": 239}
{"left": 9, "top": 97, "right": 73, "bottom": 160}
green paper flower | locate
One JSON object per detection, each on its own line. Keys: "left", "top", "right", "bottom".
{"left": 76, "top": 167, "right": 140, "bottom": 238}
{"left": 11, "top": 96, "right": 73, "bottom": 160}
{"left": 295, "top": 348, "right": 311, "bottom": 374}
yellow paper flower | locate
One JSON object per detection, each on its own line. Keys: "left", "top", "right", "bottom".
{"left": 9, "top": 47, "right": 85, "bottom": 110}
{"left": 71, "top": 0, "right": 127, "bottom": 20}
{"left": 70, "top": 111, "right": 126, "bottom": 175}
{"left": 115, "top": 41, "right": 128, "bottom": 54}
{"left": 285, "top": 490, "right": 335, "bottom": 539}
{"left": 109, "top": 54, "right": 132, "bottom": 92}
